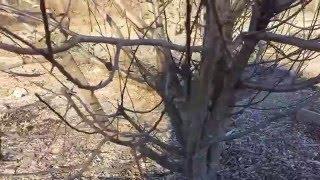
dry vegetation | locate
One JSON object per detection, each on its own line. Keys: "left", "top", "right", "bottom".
{"left": 0, "top": 0, "right": 320, "bottom": 179}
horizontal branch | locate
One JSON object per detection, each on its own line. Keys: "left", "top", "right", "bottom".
{"left": 244, "top": 32, "right": 320, "bottom": 52}
{"left": 0, "top": 34, "right": 203, "bottom": 55}
{"left": 242, "top": 74, "right": 320, "bottom": 92}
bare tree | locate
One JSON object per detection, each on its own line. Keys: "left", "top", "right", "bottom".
{"left": 0, "top": 0, "right": 319, "bottom": 179}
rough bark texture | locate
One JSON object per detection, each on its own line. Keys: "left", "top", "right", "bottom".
{"left": 161, "top": 0, "right": 297, "bottom": 178}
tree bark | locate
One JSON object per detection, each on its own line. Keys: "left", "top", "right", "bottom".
{"left": 170, "top": 0, "right": 286, "bottom": 178}
{"left": 163, "top": 0, "right": 236, "bottom": 179}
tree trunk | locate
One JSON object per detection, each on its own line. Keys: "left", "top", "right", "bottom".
{"left": 177, "top": 0, "right": 286, "bottom": 178}
{"left": 176, "top": 0, "right": 235, "bottom": 179}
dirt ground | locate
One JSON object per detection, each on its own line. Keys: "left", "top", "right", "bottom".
{"left": 0, "top": 2, "right": 320, "bottom": 179}
{"left": 0, "top": 4, "right": 170, "bottom": 178}
{"left": 1, "top": 58, "right": 320, "bottom": 179}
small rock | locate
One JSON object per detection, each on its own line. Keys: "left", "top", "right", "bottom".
{"left": 11, "top": 87, "right": 28, "bottom": 98}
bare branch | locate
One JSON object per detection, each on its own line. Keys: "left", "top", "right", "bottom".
{"left": 0, "top": 34, "right": 203, "bottom": 55}
{"left": 242, "top": 74, "right": 320, "bottom": 92}
{"left": 136, "top": 145, "right": 183, "bottom": 173}
{"left": 35, "top": 93, "right": 98, "bottom": 135}
{"left": 244, "top": 32, "right": 320, "bottom": 52}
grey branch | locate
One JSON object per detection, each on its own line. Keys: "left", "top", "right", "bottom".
{"left": 244, "top": 32, "right": 320, "bottom": 52}
{"left": 0, "top": 33, "right": 203, "bottom": 55}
